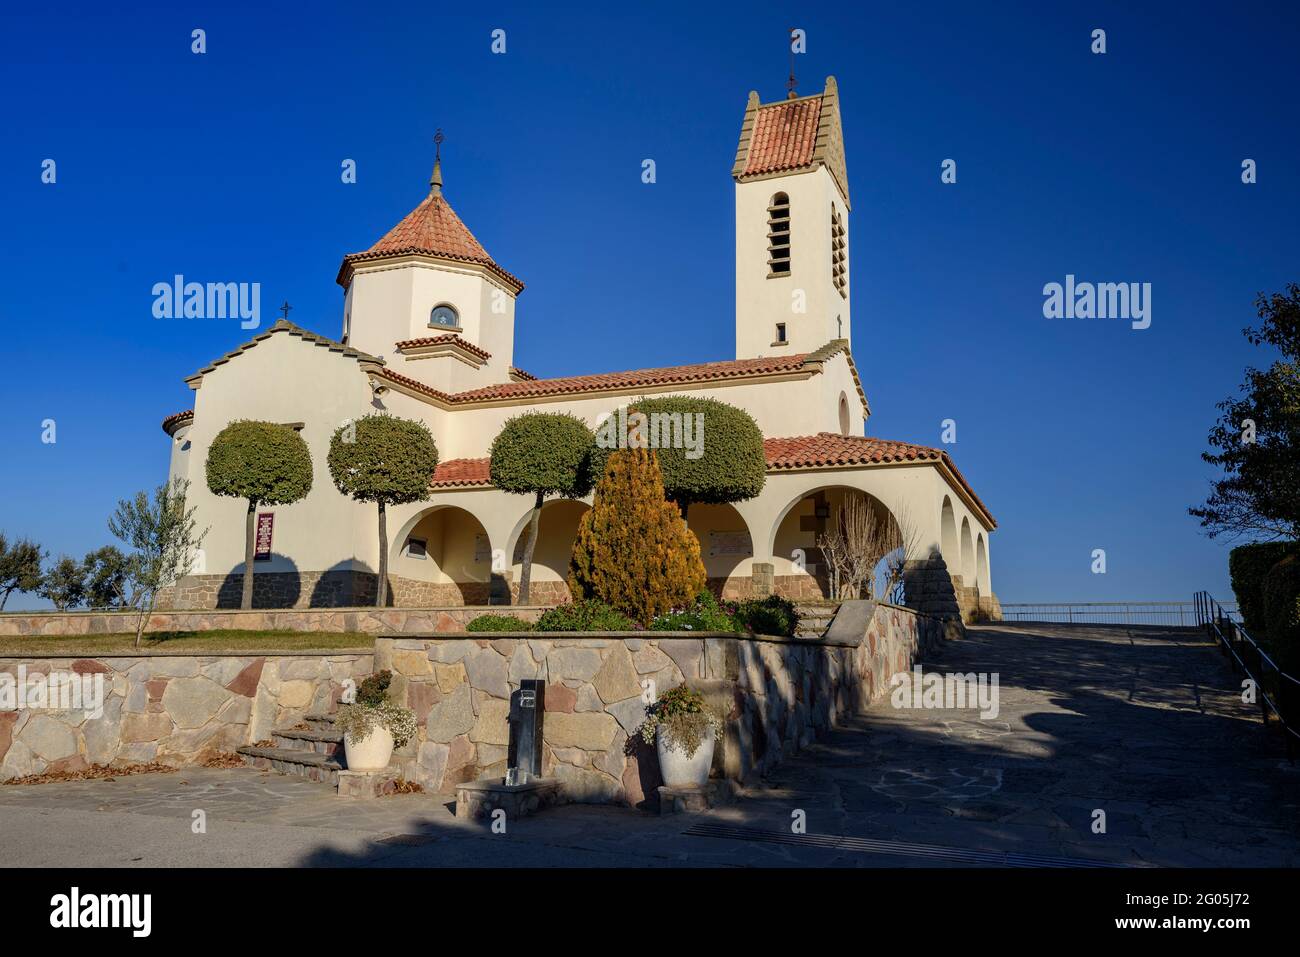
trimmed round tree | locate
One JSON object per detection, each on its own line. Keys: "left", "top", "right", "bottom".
{"left": 489, "top": 412, "right": 594, "bottom": 605}
{"left": 206, "top": 420, "right": 314, "bottom": 609}
{"left": 327, "top": 414, "right": 438, "bottom": 607}
{"left": 591, "top": 395, "right": 766, "bottom": 518}
{"left": 569, "top": 447, "right": 706, "bottom": 625}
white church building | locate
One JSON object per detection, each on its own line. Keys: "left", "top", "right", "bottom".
{"left": 160, "top": 78, "right": 999, "bottom": 621}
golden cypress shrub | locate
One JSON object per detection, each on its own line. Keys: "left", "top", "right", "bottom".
{"left": 568, "top": 448, "right": 706, "bottom": 625}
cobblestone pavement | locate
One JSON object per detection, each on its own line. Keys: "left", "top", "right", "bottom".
{"left": 0, "top": 622, "right": 1296, "bottom": 867}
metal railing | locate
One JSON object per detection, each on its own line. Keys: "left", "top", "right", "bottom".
{"left": 998, "top": 601, "right": 1232, "bottom": 627}
{"left": 1195, "top": 591, "right": 1298, "bottom": 761}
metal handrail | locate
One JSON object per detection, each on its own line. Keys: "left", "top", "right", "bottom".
{"left": 998, "top": 601, "right": 1227, "bottom": 627}
{"left": 1194, "top": 590, "right": 1298, "bottom": 761}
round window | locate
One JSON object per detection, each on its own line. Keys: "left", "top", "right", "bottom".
{"left": 429, "top": 304, "right": 459, "bottom": 328}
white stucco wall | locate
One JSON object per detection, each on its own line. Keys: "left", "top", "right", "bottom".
{"left": 735, "top": 165, "right": 850, "bottom": 360}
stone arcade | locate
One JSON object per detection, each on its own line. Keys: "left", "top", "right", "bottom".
{"left": 159, "top": 77, "right": 1000, "bottom": 621}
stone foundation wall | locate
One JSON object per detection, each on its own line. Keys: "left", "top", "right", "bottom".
{"left": 0, "top": 606, "right": 545, "bottom": 639}
{"left": 379, "top": 600, "right": 947, "bottom": 807}
{"left": 0, "top": 652, "right": 373, "bottom": 781}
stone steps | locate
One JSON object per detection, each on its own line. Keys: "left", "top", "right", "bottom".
{"left": 794, "top": 602, "right": 839, "bottom": 638}
{"left": 238, "top": 711, "right": 404, "bottom": 797}
{"left": 236, "top": 744, "right": 343, "bottom": 787}
{"left": 271, "top": 727, "right": 343, "bottom": 757}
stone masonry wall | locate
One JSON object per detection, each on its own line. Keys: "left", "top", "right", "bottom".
{"left": 0, "top": 652, "right": 372, "bottom": 781}
{"left": 0, "top": 606, "right": 544, "bottom": 639}
{"left": 379, "top": 601, "right": 947, "bottom": 807}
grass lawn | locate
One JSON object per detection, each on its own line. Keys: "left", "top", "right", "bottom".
{"left": 0, "top": 630, "right": 375, "bottom": 656}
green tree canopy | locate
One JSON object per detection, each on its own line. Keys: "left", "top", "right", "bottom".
{"left": 1191, "top": 284, "right": 1300, "bottom": 541}
{"left": 39, "top": 556, "right": 86, "bottom": 611}
{"left": 83, "top": 545, "right": 139, "bottom": 608}
{"left": 328, "top": 414, "right": 439, "bottom": 607}
{"left": 0, "top": 533, "right": 44, "bottom": 611}
{"left": 490, "top": 412, "right": 595, "bottom": 605}
{"left": 591, "top": 395, "right": 766, "bottom": 516}
{"left": 206, "top": 419, "right": 314, "bottom": 610}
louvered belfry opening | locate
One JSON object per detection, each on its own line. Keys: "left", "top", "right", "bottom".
{"left": 768, "top": 192, "right": 791, "bottom": 276}
{"left": 831, "top": 205, "right": 847, "bottom": 297}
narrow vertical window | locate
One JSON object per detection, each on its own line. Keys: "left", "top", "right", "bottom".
{"left": 768, "top": 192, "right": 791, "bottom": 276}
{"left": 775, "top": 322, "right": 787, "bottom": 344}
{"left": 831, "top": 205, "right": 847, "bottom": 297}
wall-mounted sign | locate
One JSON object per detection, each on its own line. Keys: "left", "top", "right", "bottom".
{"left": 709, "top": 531, "right": 751, "bottom": 557}
{"left": 254, "top": 513, "right": 274, "bottom": 561}
{"left": 474, "top": 533, "right": 491, "bottom": 563}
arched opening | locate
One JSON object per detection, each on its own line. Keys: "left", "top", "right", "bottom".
{"left": 390, "top": 505, "right": 500, "bottom": 605}
{"left": 768, "top": 192, "right": 791, "bottom": 276}
{"left": 959, "top": 517, "right": 975, "bottom": 586}
{"left": 771, "top": 486, "right": 906, "bottom": 601}
{"left": 686, "top": 503, "right": 754, "bottom": 599}
{"left": 940, "top": 496, "right": 958, "bottom": 571}
{"left": 976, "top": 533, "right": 991, "bottom": 594}
{"left": 508, "top": 499, "right": 590, "bottom": 605}
{"left": 837, "top": 392, "right": 850, "bottom": 436}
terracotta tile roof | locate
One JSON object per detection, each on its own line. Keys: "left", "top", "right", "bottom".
{"left": 422, "top": 433, "right": 994, "bottom": 526}
{"left": 396, "top": 334, "right": 491, "bottom": 362}
{"left": 431, "top": 457, "right": 492, "bottom": 488}
{"left": 185, "top": 320, "right": 382, "bottom": 386}
{"left": 448, "top": 352, "right": 812, "bottom": 403}
{"left": 369, "top": 339, "right": 866, "bottom": 414}
{"left": 509, "top": 366, "right": 537, "bottom": 381}
{"left": 161, "top": 409, "right": 194, "bottom": 435}
{"left": 732, "top": 77, "right": 850, "bottom": 207}
{"left": 337, "top": 192, "right": 523, "bottom": 293}
{"left": 765, "top": 433, "right": 995, "bottom": 527}
{"left": 743, "top": 96, "right": 822, "bottom": 176}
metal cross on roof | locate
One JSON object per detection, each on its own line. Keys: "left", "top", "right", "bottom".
{"left": 279, "top": 301, "right": 292, "bottom": 321}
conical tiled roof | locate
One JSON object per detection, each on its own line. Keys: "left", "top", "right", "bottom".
{"left": 337, "top": 191, "right": 523, "bottom": 292}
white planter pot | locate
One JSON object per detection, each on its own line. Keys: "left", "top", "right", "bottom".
{"left": 656, "top": 727, "right": 715, "bottom": 788}
{"left": 343, "top": 726, "right": 394, "bottom": 771}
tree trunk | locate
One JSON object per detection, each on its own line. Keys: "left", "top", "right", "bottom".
{"left": 518, "top": 490, "right": 544, "bottom": 605}
{"left": 242, "top": 499, "right": 257, "bottom": 610}
{"left": 376, "top": 501, "right": 389, "bottom": 608}
{"left": 134, "top": 596, "right": 152, "bottom": 649}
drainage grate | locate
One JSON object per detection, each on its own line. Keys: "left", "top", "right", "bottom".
{"left": 682, "top": 823, "right": 1142, "bottom": 868}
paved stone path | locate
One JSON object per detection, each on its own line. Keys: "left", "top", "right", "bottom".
{"left": 1, "top": 622, "right": 1296, "bottom": 867}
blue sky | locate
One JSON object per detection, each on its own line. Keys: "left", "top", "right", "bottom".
{"left": 1, "top": 1, "right": 1297, "bottom": 609}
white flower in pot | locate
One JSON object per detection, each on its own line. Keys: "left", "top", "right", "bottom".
{"left": 335, "top": 670, "right": 417, "bottom": 771}
{"left": 638, "top": 684, "right": 723, "bottom": 788}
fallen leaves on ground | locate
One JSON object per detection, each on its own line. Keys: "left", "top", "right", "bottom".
{"left": 2, "top": 762, "right": 178, "bottom": 786}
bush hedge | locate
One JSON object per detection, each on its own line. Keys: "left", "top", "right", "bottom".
{"left": 1229, "top": 541, "right": 1296, "bottom": 637}
{"left": 535, "top": 600, "right": 635, "bottom": 632}
{"left": 466, "top": 614, "right": 535, "bottom": 633}
{"left": 735, "top": 595, "right": 799, "bottom": 637}
{"left": 1262, "top": 554, "right": 1300, "bottom": 672}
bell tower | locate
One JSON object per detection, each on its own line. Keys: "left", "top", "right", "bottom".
{"left": 731, "top": 76, "right": 850, "bottom": 360}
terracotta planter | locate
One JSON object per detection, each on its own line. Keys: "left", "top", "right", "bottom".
{"left": 343, "top": 725, "right": 394, "bottom": 771}
{"left": 655, "top": 728, "right": 715, "bottom": 788}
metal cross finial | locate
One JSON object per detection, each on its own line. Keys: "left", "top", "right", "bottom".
{"left": 430, "top": 129, "right": 445, "bottom": 195}
{"left": 787, "top": 27, "right": 798, "bottom": 99}
{"left": 279, "top": 301, "right": 292, "bottom": 322}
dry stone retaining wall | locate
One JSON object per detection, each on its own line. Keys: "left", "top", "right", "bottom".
{"left": 380, "top": 601, "right": 947, "bottom": 806}
{"left": 0, "top": 606, "right": 543, "bottom": 638}
{"left": 0, "top": 652, "right": 372, "bottom": 781}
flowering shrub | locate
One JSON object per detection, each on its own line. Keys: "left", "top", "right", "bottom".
{"left": 638, "top": 684, "right": 722, "bottom": 758}
{"left": 650, "top": 590, "right": 741, "bottom": 632}
{"left": 337, "top": 669, "right": 416, "bottom": 747}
